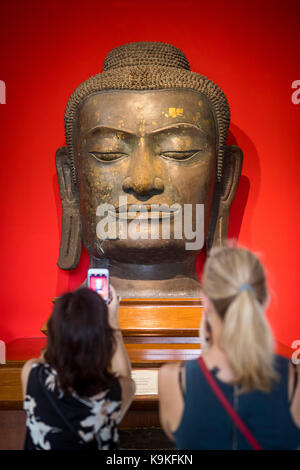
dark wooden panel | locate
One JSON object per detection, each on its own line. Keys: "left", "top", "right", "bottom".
{"left": 120, "top": 410, "right": 160, "bottom": 429}
{"left": 0, "top": 410, "right": 26, "bottom": 450}
{"left": 0, "top": 365, "right": 23, "bottom": 409}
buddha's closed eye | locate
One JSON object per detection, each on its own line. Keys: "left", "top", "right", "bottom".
{"left": 89, "top": 151, "right": 128, "bottom": 162}
{"left": 160, "top": 150, "right": 204, "bottom": 161}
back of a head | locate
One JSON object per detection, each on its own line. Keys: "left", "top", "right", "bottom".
{"left": 45, "top": 288, "right": 116, "bottom": 397}
{"left": 202, "top": 245, "right": 278, "bottom": 393}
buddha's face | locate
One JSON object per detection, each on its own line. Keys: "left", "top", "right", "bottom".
{"left": 75, "top": 89, "right": 217, "bottom": 263}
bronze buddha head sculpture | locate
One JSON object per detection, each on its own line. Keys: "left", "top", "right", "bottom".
{"left": 56, "top": 42, "right": 242, "bottom": 297}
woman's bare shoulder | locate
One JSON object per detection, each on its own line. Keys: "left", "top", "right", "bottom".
{"left": 21, "top": 358, "right": 40, "bottom": 378}
{"left": 21, "top": 352, "right": 46, "bottom": 396}
{"left": 21, "top": 358, "right": 43, "bottom": 398}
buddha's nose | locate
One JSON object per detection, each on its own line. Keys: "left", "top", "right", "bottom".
{"left": 122, "top": 175, "right": 164, "bottom": 199}
{"left": 122, "top": 139, "right": 164, "bottom": 200}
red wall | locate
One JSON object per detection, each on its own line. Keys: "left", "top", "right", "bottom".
{"left": 0, "top": 0, "right": 299, "bottom": 348}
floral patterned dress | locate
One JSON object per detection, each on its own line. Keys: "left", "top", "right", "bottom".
{"left": 23, "top": 363, "right": 122, "bottom": 450}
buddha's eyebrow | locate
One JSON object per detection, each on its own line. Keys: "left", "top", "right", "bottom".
{"left": 83, "top": 126, "right": 136, "bottom": 139}
{"left": 149, "top": 123, "right": 208, "bottom": 136}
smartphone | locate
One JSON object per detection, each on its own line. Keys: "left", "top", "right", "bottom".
{"left": 88, "top": 268, "right": 110, "bottom": 304}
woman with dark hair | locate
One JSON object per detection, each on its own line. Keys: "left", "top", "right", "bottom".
{"left": 158, "top": 246, "right": 300, "bottom": 449}
{"left": 21, "top": 285, "right": 135, "bottom": 450}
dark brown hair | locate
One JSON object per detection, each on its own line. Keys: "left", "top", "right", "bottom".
{"left": 45, "top": 287, "right": 116, "bottom": 397}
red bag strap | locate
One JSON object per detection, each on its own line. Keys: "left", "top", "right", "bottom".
{"left": 197, "top": 356, "right": 263, "bottom": 450}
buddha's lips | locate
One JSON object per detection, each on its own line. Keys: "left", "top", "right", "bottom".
{"left": 108, "top": 204, "right": 180, "bottom": 220}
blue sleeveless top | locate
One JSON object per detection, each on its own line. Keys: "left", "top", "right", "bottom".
{"left": 173, "top": 355, "right": 300, "bottom": 450}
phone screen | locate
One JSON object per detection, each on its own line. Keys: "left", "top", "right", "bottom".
{"left": 89, "top": 274, "right": 109, "bottom": 303}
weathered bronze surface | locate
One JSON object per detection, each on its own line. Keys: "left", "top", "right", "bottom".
{"left": 56, "top": 42, "right": 242, "bottom": 297}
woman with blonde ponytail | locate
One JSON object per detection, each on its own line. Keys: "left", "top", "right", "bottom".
{"left": 158, "top": 246, "right": 300, "bottom": 449}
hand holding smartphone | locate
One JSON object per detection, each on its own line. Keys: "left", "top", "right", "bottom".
{"left": 88, "top": 268, "right": 110, "bottom": 304}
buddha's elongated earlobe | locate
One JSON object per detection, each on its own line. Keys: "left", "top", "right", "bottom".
{"left": 55, "top": 146, "right": 82, "bottom": 269}
{"left": 212, "top": 145, "right": 243, "bottom": 247}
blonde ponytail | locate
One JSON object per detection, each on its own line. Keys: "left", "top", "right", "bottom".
{"left": 203, "top": 245, "right": 279, "bottom": 393}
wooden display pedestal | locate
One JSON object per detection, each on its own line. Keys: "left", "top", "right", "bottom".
{"left": 0, "top": 298, "right": 203, "bottom": 449}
